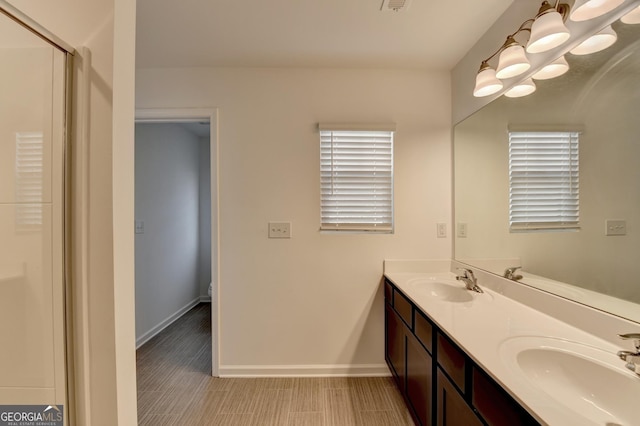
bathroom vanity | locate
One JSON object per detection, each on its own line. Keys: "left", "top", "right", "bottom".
{"left": 385, "top": 278, "right": 536, "bottom": 426}
{"left": 383, "top": 260, "right": 639, "bottom": 426}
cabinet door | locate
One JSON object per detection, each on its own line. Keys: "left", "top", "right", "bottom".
{"left": 385, "top": 304, "right": 406, "bottom": 391}
{"left": 406, "top": 333, "right": 433, "bottom": 426}
{"left": 436, "top": 369, "right": 482, "bottom": 426}
{"left": 472, "top": 367, "right": 539, "bottom": 426}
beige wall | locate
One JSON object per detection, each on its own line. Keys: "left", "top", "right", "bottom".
{"left": 136, "top": 67, "right": 452, "bottom": 373}
{"left": 6, "top": 0, "right": 138, "bottom": 424}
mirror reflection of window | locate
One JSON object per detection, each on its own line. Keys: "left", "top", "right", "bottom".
{"left": 508, "top": 131, "right": 580, "bottom": 232}
{"left": 15, "top": 131, "right": 43, "bottom": 229}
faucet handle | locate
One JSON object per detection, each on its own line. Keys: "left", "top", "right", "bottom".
{"left": 456, "top": 267, "right": 473, "bottom": 277}
{"left": 618, "top": 333, "right": 640, "bottom": 351}
{"left": 503, "top": 266, "right": 520, "bottom": 278}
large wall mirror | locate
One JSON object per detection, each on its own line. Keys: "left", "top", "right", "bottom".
{"left": 454, "top": 19, "right": 640, "bottom": 324}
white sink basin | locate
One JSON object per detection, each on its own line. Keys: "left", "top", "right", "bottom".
{"left": 500, "top": 336, "right": 640, "bottom": 425}
{"left": 407, "top": 277, "right": 491, "bottom": 303}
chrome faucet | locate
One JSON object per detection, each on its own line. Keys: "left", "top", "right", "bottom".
{"left": 503, "top": 266, "right": 523, "bottom": 281}
{"left": 617, "top": 333, "right": 640, "bottom": 375}
{"left": 456, "top": 268, "right": 483, "bottom": 293}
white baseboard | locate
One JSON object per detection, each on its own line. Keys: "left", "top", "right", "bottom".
{"left": 136, "top": 297, "right": 201, "bottom": 349}
{"left": 199, "top": 295, "right": 211, "bottom": 303}
{"left": 218, "top": 364, "right": 391, "bottom": 378}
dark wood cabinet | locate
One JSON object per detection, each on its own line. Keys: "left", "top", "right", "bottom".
{"left": 436, "top": 333, "right": 466, "bottom": 393}
{"left": 384, "top": 279, "right": 540, "bottom": 426}
{"left": 406, "top": 332, "right": 433, "bottom": 426}
{"left": 436, "top": 368, "right": 482, "bottom": 426}
{"left": 385, "top": 303, "right": 406, "bottom": 391}
{"left": 472, "top": 367, "right": 539, "bottom": 426}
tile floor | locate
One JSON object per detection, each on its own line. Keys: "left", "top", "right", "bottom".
{"left": 136, "top": 303, "right": 414, "bottom": 425}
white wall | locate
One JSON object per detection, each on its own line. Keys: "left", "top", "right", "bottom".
{"left": 136, "top": 67, "right": 451, "bottom": 373}
{"left": 6, "top": 0, "right": 138, "bottom": 424}
{"left": 135, "top": 123, "right": 202, "bottom": 344}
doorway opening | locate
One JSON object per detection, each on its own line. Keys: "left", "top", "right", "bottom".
{"left": 133, "top": 109, "right": 219, "bottom": 383}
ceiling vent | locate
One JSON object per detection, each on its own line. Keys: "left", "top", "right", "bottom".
{"left": 380, "top": 0, "right": 412, "bottom": 12}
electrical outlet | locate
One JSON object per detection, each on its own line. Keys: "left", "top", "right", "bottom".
{"left": 457, "top": 222, "right": 468, "bottom": 238}
{"left": 605, "top": 219, "right": 627, "bottom": 236}
{"left": 436, "top": 223, "right": 447, "bottom": 238}
{"left": 268, "top": 222, "right": 291, "bottom": 238}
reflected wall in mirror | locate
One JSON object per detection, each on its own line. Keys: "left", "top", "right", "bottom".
{"left": 454, "top": 20, "right": 640, "bottom": 323}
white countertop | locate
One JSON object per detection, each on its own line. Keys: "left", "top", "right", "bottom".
{"left": 384, "top": 265, "right": 639, "bottom": 426}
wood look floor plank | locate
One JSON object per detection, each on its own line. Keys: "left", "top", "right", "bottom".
{"left": 138, "top": 413, "right": 182, "bottom": 426}
{"left": 290, "top": 378, "right": 326, "bottom": 412}
{"left": 287, "top": 411, "right": 325, "bottom": 426}
{"left": 181, "top": 390, "right": 228, "bottom": 424}
{"left": 250, "top": 389, "right": 292, "bottom": 426}
{"left": 212, "top": 413, "right": 255, "bottom": 425}
{"left": 357, "top": 410, "right": 414, "bottom": 426}
{"left": 351, "top": 377, "right": 395, "bottom": 411}
{"left": 218, "top": 380, "right": 261, "bottom": 414}
{"left": 147, "top": 386, "right": 198, "bottom": 416}
{"left": 137, "top": 304, "right": 414, "bottom": 425}
{"left": 324, "top": 388, "right": 359, "bottom": 426}
{"left": 137, "top": 390, "right": 163, "bottom": 419}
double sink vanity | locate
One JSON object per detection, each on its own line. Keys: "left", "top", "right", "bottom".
{"left": 383, "top": 260, "right": 639, "bottom": 426}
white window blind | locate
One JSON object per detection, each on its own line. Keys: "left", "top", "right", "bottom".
{"left": 15, "top": 132, "right": 44, "bottom": 229}
{"left": 509, "top": 131, "right": 579, "bottom": 231}
{"left": 320, "top": 128, "right": 394, "bottom": 232}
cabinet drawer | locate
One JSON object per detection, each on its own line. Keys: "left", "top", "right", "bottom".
{"left": 472, "top": 367, "right": 539, "bottom": 426}
{"left": 437, "top": 333, "right": 466, "bottom": 393}
{"left": 394, "top": 288, "right": 413, "bottom": 328}
{"left": 414, "top": 309, "right": 433, "bottom": 354}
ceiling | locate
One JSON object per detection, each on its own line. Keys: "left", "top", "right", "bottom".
{"left": 136, "top": 0, "right": 513, "bottom": 70}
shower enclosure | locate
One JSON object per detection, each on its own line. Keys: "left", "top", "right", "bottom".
{"left": 0, "top": 2, "right": 73, "bottom": 420}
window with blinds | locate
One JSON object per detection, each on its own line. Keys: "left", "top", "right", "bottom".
{"left": 509, "top": 131, "right": 579, "bottom": 231}
{"left": 320, "top": 127, "right": 394, "bottom": 232}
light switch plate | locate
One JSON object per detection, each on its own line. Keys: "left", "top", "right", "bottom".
{"left": 605, "top": 219, "right": 626, "bottom": 236}
{"left": 436, "top": 223, "right": 447, "bottom": 238}
{"left": 135, "top": 220, "right": 144, "bottom": 234}
{"left": 269, "top": 222, "right": 291, "bottom": 238}
{"left": 457, "top": 222, "right": 467, "bottom": 238}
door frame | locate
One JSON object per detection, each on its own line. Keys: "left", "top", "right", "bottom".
{"left": 135, "top": 107, "right": 220, "bottom": 376}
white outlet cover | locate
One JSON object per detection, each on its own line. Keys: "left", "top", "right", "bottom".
{"left": 268, "top": 222, "right": 291, "bottom": 238}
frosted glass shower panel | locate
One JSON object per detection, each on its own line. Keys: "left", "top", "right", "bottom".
{"left": 0, "top": 48, "right": 56, "bottom": 204}
{"left": 0, "top": 10, "right": 67, "bottom": 406}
